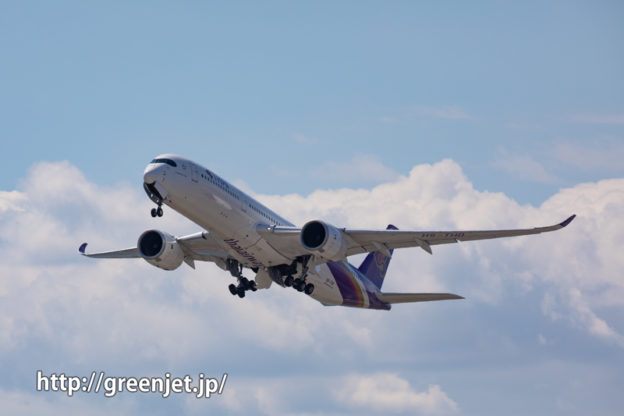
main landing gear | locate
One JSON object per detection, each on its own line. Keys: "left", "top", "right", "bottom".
{"left": 284, "top": 275, "right": 315, "bottom": 295}
{"left": 150, "top": 204, "right": 163, "bottom": 217}
{"left": 224, "top": 257, "right": 316, "bottom": 299}
{"left": 283, "top": 255, "right": 315, "bottom": 295}
{"left": 226, "top": 259, "right": 256, "bottom": 298}
{"left": 228, "top": 277, "right": 257, "bottom": 298}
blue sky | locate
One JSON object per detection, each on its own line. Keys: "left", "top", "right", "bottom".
{"left": 3, "top": 1, "right": 623, "bottom": 202}
{"left": 1, "top": 1, "right": 623, "bottom": 415}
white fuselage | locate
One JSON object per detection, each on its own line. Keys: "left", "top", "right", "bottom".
{"left": 143, "top": 155, "right": 347, "bottom": 306}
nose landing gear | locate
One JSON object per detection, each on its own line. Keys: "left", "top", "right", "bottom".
{"left": 144, "top": 182, "right": 165, "bottom": 218}
{"left": 150, "top": 205, "right": 163, "bottom": 217}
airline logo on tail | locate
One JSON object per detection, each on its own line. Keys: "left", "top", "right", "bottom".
{"left": 357, "top": 224, "right": 397, "bottom": 289}
{"left": 374, "top": 250, "right": 391, "bottom": 277}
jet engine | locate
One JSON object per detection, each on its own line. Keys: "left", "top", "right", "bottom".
{"left": 300, "top": 220, "right": 347, "bottom": 261}
{"left": 137, "top": 230, "right": 184, "bottom": 270}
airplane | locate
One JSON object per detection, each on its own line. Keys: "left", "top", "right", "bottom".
{"left": 79, "top": 154, "right": 576, "bottom": 310}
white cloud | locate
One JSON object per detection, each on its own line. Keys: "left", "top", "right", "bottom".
{"left": 541, "top": 287, "right": 624, "bottom": 349}
{"left": 570, "top": 113, "right": 624, "bottom": 125}
{"left": 379, "top": 116, "right": 398, "bottom": 124}
{"left": 335, "top": 373, "right": 458, "bottom": 414}
{"left": 1, "top": 159, "right": 623, "bottom": 414}
{"left": 0, "top": 190, "right": 27, "bottom": 213}
{"left": 413, "top": 105, "right": 471, "bottom": 120}
{"left": 274, "top": 177, "right": 624, "bottom": 361}
{"left": 0, "top": 390, "right": 135, "bottom": 416}
{"left": 493, "top": 154, "right": 560, "bottom": 184}
{"left": 309, "top": 154, "right": 400, "bottom": 185}
{"left": 214, "top": 382, "right": 283, "bottom": 416}
{"left": 375, "top": 105, "right": 470, "bottom": 125}
{"left": 293, "top": 133, "right": 317, "bottom": 144}
{"left": 259, "top": 160, "right": 624, "bottom": 345}
{"left": 554, "top": 141, "right": 624, "bottom": 173}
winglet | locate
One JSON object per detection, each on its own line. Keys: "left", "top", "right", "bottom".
{"left": 79, "top": 243, "right": 88, "bottom": 254}
{"left": 559, "top": 214, "right": 576, "bottom": 228}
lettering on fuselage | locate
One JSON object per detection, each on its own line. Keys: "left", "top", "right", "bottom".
{"left": 223, "top": 238, "right": 262, "bottom": 267}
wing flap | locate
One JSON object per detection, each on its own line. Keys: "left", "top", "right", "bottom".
{"left": 176, "top": 231, "right": 229, "bottom": 261}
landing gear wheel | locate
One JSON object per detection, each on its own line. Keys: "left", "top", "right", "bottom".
{"left": 240, "top": 277, "right": 249, "bottom": 289}
{"left": 228, "top": 284, "right": 238, "bottom": 296}
{"left": 151, "top": 208, "right": 157, "bottom": 217}
{"left": 284, "top": 275, "right": 294, "bottom": 287}
{"left": 237, "top": 287, "right": 246, "bottom": 298}
{"left": 157, "top": 207, "right": 163, "bottom": 217}
{"left": 294, "top": 279, "right": 305, "bottom": 292}
{"left": 249, "top": 281, "right": 257, "bottom": 292}
{"left": 304, "top": 283, "right": 315, "bottom": 295}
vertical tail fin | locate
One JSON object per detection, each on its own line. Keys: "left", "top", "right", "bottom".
{"left": 357, "top": 224, "right": 397, "bottom": 290}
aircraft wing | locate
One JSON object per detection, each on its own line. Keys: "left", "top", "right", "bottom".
{"left": 343, "top": 214, "right": 576, "bottom": 255}
{"left": 257, "top": 215, "right": 576, "bottom": 258}
{"left": 79, "top": 231, "right": 229, "bottom": 265}
{"left": 78, "top": 243, "right": 139, "bottom": 258}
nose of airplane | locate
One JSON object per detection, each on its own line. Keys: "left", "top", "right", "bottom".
{"left": 143, "top": 163, "right": 165, "bottom": 184}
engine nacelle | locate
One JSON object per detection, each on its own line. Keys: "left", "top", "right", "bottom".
{"left": 300, "top": 220, "right": 347, "bottom": 261}
{"left": 137, "top": 230, "right": 184, "bottom": 270}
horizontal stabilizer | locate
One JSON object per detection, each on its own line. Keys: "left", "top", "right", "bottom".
{"left": 377, "top": 292, "right": 464, "bottom": 303}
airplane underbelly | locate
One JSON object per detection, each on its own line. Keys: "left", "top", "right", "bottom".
{"left": 308, "top": 264, "right": 348, "bottom": 306}
{"left": 165, "top": 181, "right": 292, "bottom": 268}
{"left": 182, "top": 194, "right": 291, "bottom": 267}
{"left": 310, "top": 262, "right": 378, "bottom": 308}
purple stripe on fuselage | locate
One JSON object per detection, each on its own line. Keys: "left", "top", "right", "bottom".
{"left": 367, "top": 292, "right": 391, "bottom": 311}
{"left": 327, "top": 261, "right": 391, "bottom": 310}
{"left": 327, "top": 262, "right": 362, "bottom": 307}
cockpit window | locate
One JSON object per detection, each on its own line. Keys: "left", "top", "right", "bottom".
{"left": 150, "top": 158, "right": 177, "bottom": 167}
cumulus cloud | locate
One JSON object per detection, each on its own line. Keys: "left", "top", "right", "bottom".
{"left": 0, "top": 190, "right": 26, "bottom": 213}
{"left": 0, "top": 390, "right": 135, "bottom": 416}
{"left": 335, "top": 373, "right": 458, "bottom": 415}
{"left": 1, "top": 159, "right": 622, "bottom": 414}
{"left": 258, "top": 159, "right": 624, "bottom": 344}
